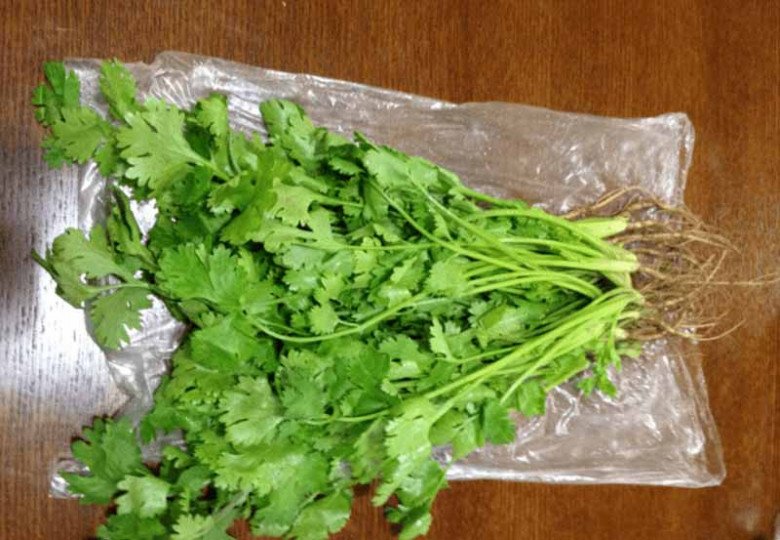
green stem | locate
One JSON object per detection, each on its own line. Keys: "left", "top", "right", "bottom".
{"left": 305, "top": 410, "right": 387, "bottom": 425}
{"left": 468, "top": 208, "right": 624, "bottom": 255}
{"left": 313, "top": 194, "right": 363, "bottom": 209}
{"left": 302, "top": 293, "right": 637, "bottom": 426}
{"left": 454, "top": 185, "right": 529, "bottom": 208}
{"left": 463, "top": 263, "right": 496, "bottom": 278}
{"left": 467, "top": 240, "right": 635, "bottom": 282}
{"left": 422, "top": 289, "right": 638, "bottom": 401}
{"left": 529, "top": 258, "right": 637, "bottom": 273}
{"left": 499, "top": 320, "right": 607, "bottom": 404}
{"left": 467, "top": 274, "right": 600, "bottom": 298}
{"left": 252, "top": 293, "right": 426, "bottom": 343}
{"left": 413, "top": 182, "right": 544, "bottom": 270}
{"left": 454, "top": 345, "right": 518, "bottom": 364}
{"left": 291, "top": 241, "right": 437, "bottom": 252}
{"left": 495, "top": 237, "right": 604, "bottom": 258}
{"left": 378, "top": 188, "right": 603, "bottom": 296}
{"left": 380, "top": 189, "right": 537, "bottom": 276}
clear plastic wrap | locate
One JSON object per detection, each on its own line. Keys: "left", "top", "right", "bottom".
{"left": 50, "top": 51, "right": 724, "bottom": 495}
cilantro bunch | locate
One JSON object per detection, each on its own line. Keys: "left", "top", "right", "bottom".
{"left": 34, "top": 61, "right": 646, "bottom": 539}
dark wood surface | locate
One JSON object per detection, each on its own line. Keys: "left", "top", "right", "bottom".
{"left": 1, "top": 1, "right": 778, "bottom": 539}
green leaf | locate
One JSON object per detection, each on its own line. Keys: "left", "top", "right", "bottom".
{"left": 328, "top": 156, "right": 362, "bottom": 176}
{"left": 429, "top": 318, "right": 454, "bottom": 361}
{"left": 476, "top": 304, "right": 527, "bottom": 345}
{"left": 387, "top": 459, "right": 445, "bottom": 540}
{"left": 395, "top": 507, "right": 433, "bottom": 540}
{"left": 481, "top": 400, "right": 516, "bottom": 445}
{"left": 33, "top": 61, "right": 80, "bottom": 126}
{"left": 350, "top": 419, "right": 386, "bottom": 483}
{"left": 194, "top": 93, "right": 230, "bottom": 140}
{"left": 97, "top": 514, "right": 167, "bottom": 540}
{"left": 260, "top": 99, "right": 312, "bottom": 141}
{"left": 94, "top": 134, "right": 122, "bottom": 176}
{"left": 89, "top": 288, "right": 151, "bottom": 349}
{"left": 271, "top": 180, "right": 316, "bottom": 226}
{"left": 280, "top": 245, "right": 326, "bottom": 270}
{"left": 250, "top": 455, "right": 332, "bottom": 538}
{"left": 41, "top": 135, "right": 67, "bottom": 167}
{"left": 308, "top": 208, "right": 335, "bottom": 247}
{"left": 221, "top": 204, "right": 299, "bottom": 249}
{"left": 105, "top": 188, "right": 154, "bottom": 268}
{"left": 172, "top": 514, "right": 234, "bottom": 540}
{"left": 215, "top": 442, "right": 327, "bottom": 497}
{"left": 115, "top": 475, "right": 170, "bottom": 518}
{"left": 260, "top": 99, "right": 319, "bottom": 168}
{"left": 157, "top": 244, "right": 246, "bottom": 308}
{"left": 99, "top": 60, "right": 139, "bottom": 120}
{"left": 63, "top": 418, "right": 143, "bottom": 504}
{"left": 515, "top": 380, "right": 547, "bottom": 417}
{"left": 429, "top": 410, "right": 481, "bottom": 460}
{"left": 117, "top": 99, "right": 206, "bottom": 190}
{"left": 280, "top": 368, "right": 329, "bottom": 420}
{"left": 374, "top": 399, "right": 436, "bottom": 506}
{"left": 53, "top": 226, "right": 133, "bottom": 280}
{"left": 172, "top": 515, "right": 214, "bottom": 540}
{"left": 174, "top": 464, "right": 212, "bottom": 494}
{"left": 379, "top": 335, "right": 433, "bottom": 380}
{"left": 288, "top": 491, "right": 352, "bottom": 540}
{"left": 219, "top": 376, "right": 281, "bottom": 447}
{"left": 309, "top": 302, "right": 339, "bottom": 335}
{"left": 148, "top": 207, "right": 230, "bottom": 254}
{"left": 208, "top": 173, "right": 254, "bottom": 214}
{"left": 190, "top": 316, "right": 267, "bottom": 370}
{"left": 37, "top": 225, "right": 138, "bottom": 307}
{"left": 362, "top": 147, "right": 409, "bottom": 189}
{"left": 50, "top": 106, "right": 111, "bottom": 163}
{"left": 541, "top": 352, "right": 589, "bottom": 390}
{"left": 426, "top": 258, "right": 469, "bottom": 296}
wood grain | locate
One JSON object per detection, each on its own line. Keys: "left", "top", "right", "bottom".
{"left": 1, "top": 1, "right": 777, "bottom": 539}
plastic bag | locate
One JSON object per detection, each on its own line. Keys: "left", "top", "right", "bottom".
{"left": 50, "top": 51, "right": 724, "bottom": 495}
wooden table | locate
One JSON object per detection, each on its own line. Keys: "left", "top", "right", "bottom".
{"left": 1, "top": 1, "right": 777, "bottom": 539}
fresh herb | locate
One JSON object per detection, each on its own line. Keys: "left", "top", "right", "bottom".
{"left": 34, "top": 60, "right": 646, "bottom": 539}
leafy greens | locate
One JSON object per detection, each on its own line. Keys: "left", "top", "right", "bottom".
{"left": 33, "top": 60, "right": 645, "bottom": 539}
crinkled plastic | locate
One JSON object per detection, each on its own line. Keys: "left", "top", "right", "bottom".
{"left": 50, "top": 51, "right": 724, "bottom": 495}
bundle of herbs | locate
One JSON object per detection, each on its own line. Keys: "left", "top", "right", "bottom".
{"left": 32, "top": 60, "right": 729, "bottom": 539}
